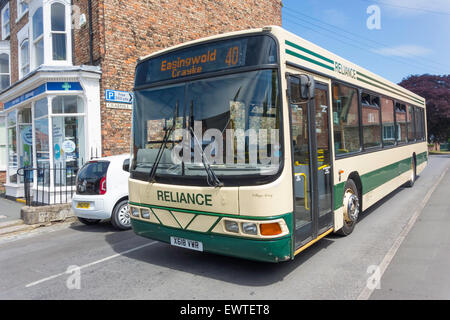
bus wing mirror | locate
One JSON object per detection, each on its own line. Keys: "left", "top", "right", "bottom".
{"left": 290, "top": 74, "right": 315, "bottom": 103}
{"left": 123, "top": 158, "right": 130, "bottom": 172}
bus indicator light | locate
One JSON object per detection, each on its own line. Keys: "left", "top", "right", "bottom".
{"left": 260, "top": 223, "right": 282, "bottom": 236}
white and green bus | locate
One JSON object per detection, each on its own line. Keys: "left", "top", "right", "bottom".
{"left": 127, "top": 26, "right": 427, "bottom": 262}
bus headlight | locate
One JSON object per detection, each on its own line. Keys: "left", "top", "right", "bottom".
{"left": 141, "top": 209, "right": 150, "bottom": 219}
{"left": 224, "top": 220, "right": 239, "bottom": 233}
{"left": 131, "top": 207, "right": 140, "bottom": 217}
{"left": 242, "top": 222, "right": 257, "bottom": 235}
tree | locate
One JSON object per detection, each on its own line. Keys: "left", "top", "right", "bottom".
{"left": 398, "top": 74, "right": 450, "bottom": 142}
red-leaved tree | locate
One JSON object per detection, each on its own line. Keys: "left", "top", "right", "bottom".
{"left": 398, "top": 74, "right": 450, "bottom": 142}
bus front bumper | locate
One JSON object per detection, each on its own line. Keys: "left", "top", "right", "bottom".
{"left": 131, "top": 218, "right": 292, "bottom": 263}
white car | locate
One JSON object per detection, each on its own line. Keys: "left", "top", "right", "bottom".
{"left": 72, "top": 154, "right": 130, "bottom": 230}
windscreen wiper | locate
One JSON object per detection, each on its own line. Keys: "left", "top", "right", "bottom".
{"left": 148, "top": 101, "right": 179, "bottom": 182}
{"left": 188, "top": 101, "right": 223, "bottom": 187}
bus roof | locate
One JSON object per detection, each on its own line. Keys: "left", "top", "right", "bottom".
{"left": 138, "top": 25, "right": 425, "bottom": 107}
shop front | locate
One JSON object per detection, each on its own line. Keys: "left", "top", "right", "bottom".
{"left": 0, "top": 66, "right": 101, "bottom": 201}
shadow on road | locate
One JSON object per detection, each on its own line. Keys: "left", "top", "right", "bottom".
{"left": 105, "top": 231, "right": 336, "bottom": 287}
{"left": 95, "top": 176, "right": 420, "bottom": 287}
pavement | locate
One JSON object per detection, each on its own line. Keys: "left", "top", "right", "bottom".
{"left": 0, "top": 155, "right": 448, "bottom": 300}
{"left": 0, "top": 196, "right": 24, "bottom": 223}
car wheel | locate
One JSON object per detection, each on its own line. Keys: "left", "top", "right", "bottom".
{"left": 78, "top": 217, "right": 101, "bottom": 225}
{"left": 111, "top": 199, "right": 131, "bottom": 230}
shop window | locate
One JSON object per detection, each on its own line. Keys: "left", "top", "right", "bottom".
{"left": 381, "top": 98, "right": 395, "bottom": 146}
{"left": 395, "top": 102, "right": 407, "bottom": 144}
{"left": 0, "top": 117, "right": 6, "bottom": 170}
{"left": 0, "top": 52, "right": 10, "bottom": 90}
{"left": 361, "top": 92, "right": 381, "bottom": 149}
{"left": 7, "top": 110, "right": 17, "bottom": 183}
{"left": 52, "top": 96, "right": 84, "bottom": 114}
{"left": 332, "top": 83, "right": 361, "bottom": 155}
{"left": 51, "top": 3, "right": 66, "bottom": 61}
{"left": 18, "top": 108, "right": 33, "bottom": 183}
{"left": 35, "top": 98, "right": 50, "bottom": 170}
{"left": 32, "top": 7, "right": 44, "bottom": 67}
{"left": 1, "top": 4, "right": 9, "bottom": 40}
{"left": 51, "top": 96, "right": 85, "bottom": 177}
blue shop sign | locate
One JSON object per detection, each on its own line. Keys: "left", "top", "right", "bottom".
{"left": 4, "top": 82, "right": 83, "bottom": 110}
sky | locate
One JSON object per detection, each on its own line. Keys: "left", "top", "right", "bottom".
{"left": 281, "top": 0, "right": 450, "bottom": 83}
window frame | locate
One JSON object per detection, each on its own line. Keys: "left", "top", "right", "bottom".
{"left": 331, "top": 81, "right": 363, "bottom": 157}
{"left": 20, "top": 39, "right": 30, "bottom": 77}
{"left": 360, "top": 89, "right": 382, "bottom": 150}
{"left": 16, "top": 0, "right": 29, "bottom": 22}
{"left": 1, "top": 3, "right": 10, "bottom": 40}
{"left": 50, "top": 2, "right": 67, "bottom": 62}
{"left": 32, "top": 6, "right": 44, "bottom": 68}
{"left": 0, "top": 50, "right": 10, "bottom": 90}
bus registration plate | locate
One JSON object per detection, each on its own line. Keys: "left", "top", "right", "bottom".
{"left": 170, "top": 236, "right": 203, "bottom": 252}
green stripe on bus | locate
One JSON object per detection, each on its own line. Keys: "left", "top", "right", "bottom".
{"left": 285, "top": 40, "right": 335, "bottom": 65}
{"left": 131, "top": 218, "right": 293, "bottom": 263}
{"left": 333, "top": 151, "right": 428, "bottom": 210}
{"left": 286, "top": 49, "right": 335, "bottom": 71}
{"left": 357, "top": 71, "right": 424, "bottom": 105}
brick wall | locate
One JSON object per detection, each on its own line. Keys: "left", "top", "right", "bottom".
{"left": 98, "top": 0, "right": 282, "bottom": 156}
{"left": 7, "top": 0, "right": 28, "bottom": 84}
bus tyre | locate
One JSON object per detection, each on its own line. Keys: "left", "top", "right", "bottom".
{"left": 111, "top": 199, "right": 131, "bottom": 230}
{"left": 78, "top": 217, "right": 101, "bottom": 225}
{"left": 337, "top": 179, "right": 360, "bottom": 236}
{"left": 405, "top": 157, "right": 416, "bottom": 188}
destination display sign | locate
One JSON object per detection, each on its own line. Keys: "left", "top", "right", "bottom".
{"left": 135, "top": 35, "right": 278, "bottom": 86}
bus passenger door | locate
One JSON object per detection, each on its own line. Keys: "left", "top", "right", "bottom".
{"left": 288, "top": 78, "right": 333, "bottom": 250}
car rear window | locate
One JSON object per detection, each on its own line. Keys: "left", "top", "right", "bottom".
{"left": 76, "top": 161, "right": 110, "bottom": 195}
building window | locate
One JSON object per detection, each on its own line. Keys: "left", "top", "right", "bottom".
{"left": 51, "top": 96, "right": 85, "bottom": 173}
{"left": 0, "top": 52, "right": 10, "bottom": 90}
{"left": 361, "top": 92, "right": 381, "bottom": 149}
{"left": 51, "top": 3, "right": 67, "bottom": 61}
{"left": 20, "top": 39, "right": 30, "bottom": 77}
{"left": 332, "top": 83, "right": 361, "bottom": 155}
{"left": 7, "top": 110, "right": 17, "bottom": 183}
{"left": 17, "top": 0, "right": 29, "bottom": 20}
{"left": 1, "top": 3, "right": 10, "bottom": 39}
{"left": 32, "top": 7, "right": 44, "bottom": 67}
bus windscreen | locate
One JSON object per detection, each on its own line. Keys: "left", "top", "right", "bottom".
{"left": 135, "top": 35, "right": 278, "bottom": 87}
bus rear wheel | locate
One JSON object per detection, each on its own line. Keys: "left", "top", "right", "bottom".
{"left": 337, "top": 179, "right": 360, "bottom": 236}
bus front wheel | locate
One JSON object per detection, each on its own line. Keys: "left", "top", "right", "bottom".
{"left": 337, "top": 179, "right": 360, "bottom": 236}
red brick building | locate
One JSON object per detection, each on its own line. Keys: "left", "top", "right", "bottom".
{"left": 0, "top": 0, "right": 281, "bottom": 198}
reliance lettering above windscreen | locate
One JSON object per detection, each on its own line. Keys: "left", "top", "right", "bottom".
{"left": 135, "top": 35, "right": 278, "bottom": 87}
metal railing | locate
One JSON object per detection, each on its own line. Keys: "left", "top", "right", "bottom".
{"left": 17, "top": 164, "right": 80, "bottom": 206}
